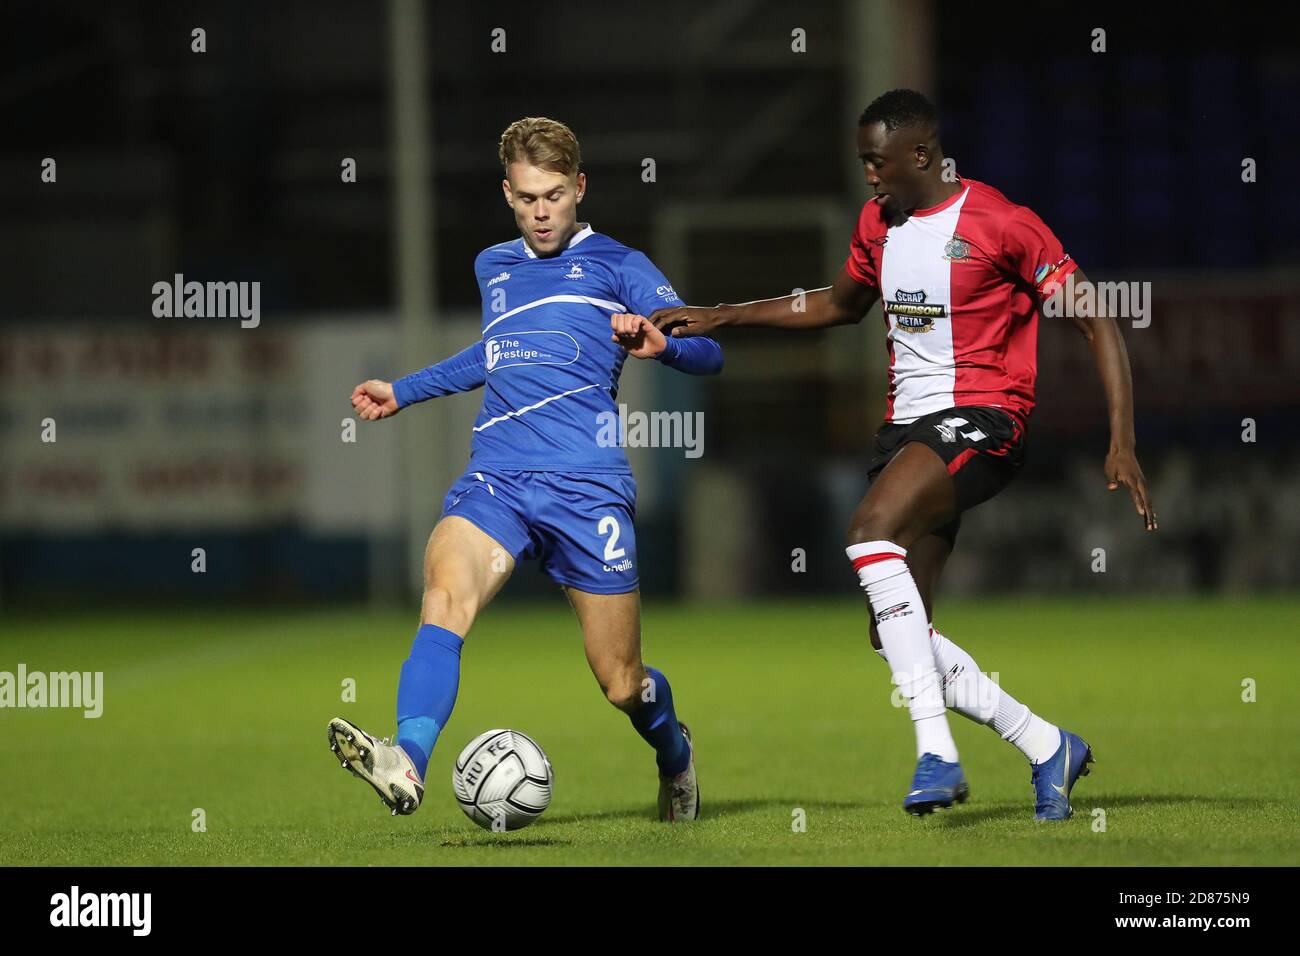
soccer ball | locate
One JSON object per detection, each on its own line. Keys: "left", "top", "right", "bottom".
{"left": 452, "top": 729, "right": 554, "bottom": 831}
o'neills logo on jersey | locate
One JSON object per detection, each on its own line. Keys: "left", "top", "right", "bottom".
{"left": 885, "top": 289, "right": 946, "bottom": 333}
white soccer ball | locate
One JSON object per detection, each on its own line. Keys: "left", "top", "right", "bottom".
{"left": 452, "top": 729, "right": 554, "bottom": 830}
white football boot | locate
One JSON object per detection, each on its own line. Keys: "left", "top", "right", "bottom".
{"left": 657, "top": 722, "right": 700, "bottom": 822}
{"left": 327, "top": 716, "right": 423, "bottom": 816}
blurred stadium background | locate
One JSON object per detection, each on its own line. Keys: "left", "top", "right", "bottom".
{"left": 2, "top": 0, "right": 1297, "bottom": 609}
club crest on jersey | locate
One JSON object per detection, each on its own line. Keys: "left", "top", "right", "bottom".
{"left": 885, "top": 289, "right": 945, "bottom": 333}
{"left": 563, "top": 262, "right": 585, "bottom": 280}
{"left": 943, "top": 234, "right": 971, "bottom": 261}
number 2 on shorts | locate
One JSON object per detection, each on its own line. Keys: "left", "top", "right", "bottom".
{"left": 597, "top": 515, "right": 626, "bottom": 561}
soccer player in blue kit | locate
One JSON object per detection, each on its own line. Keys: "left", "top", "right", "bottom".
{"left": 328, "top": 117, "right": 721, "bottom": 822}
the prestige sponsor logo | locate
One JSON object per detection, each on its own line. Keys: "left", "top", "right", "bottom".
{"left": 484, "top": 330, "right": 580, "bottom": 371}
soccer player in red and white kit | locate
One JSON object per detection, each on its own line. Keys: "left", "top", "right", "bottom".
{"left": 651, "top": 90, "right": 1157, "bottom": 820}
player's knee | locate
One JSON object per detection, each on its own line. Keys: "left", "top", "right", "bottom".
{"left": 846, "top": 506, "right": 906, "bottom": 547}
{"left": 868, "top": 621, "right": 882, "bottom": 651}
{"left": 602, "top": 671, "right": 643, "bottom": 713}
{"left": 421, "top": 584, "right": 476, "bottom": 633}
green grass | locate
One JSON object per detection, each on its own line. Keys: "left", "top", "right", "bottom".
{"left": 2, "top": 598, "right": 1297, "bottom": 866}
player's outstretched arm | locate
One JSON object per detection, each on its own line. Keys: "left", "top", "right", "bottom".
{"left": 610, "top": 313, "right": 722, "bottom": 374}
{"left": 648, "top": 265, "right": 880, "bottom": 338}
{"left": 352, "top": 340, "right": 488, "bottom": 421}
{"left": 1055, "top": 267, "right": 1157, "bottom": 532}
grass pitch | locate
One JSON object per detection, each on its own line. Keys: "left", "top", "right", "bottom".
{"left": 2, "top": 597, "right": 1297, "bottom": 866}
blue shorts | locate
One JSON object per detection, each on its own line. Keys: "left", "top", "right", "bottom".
{"left": 441, "top": 467, "right": 639, "bottom": 594}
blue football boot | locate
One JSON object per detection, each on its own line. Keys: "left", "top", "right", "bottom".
{"left": 1031, "top": 729, "right": 1094, "bottom": 821}
{"left": 903, "top": 752, "right": 969, "bottom": 816}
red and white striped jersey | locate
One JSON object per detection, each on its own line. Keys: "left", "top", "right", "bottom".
{"left": 844, "top": 177, "right": 1076, "bottom": 424}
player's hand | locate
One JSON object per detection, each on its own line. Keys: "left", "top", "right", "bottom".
{"left": 650, "top": 305, "right": 725, "bottom": 338}
{"left": 350, "top": 379, "right": 400, "bottom": 421}
{"left": 1105, "top": 446, "right": 1157, "bottom": 531}
{"left": 610, "top": 313, "right": 666, "bottom": 359}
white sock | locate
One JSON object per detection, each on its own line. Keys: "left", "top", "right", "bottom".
{"left": 848, "top": 541, "right": 958, "bottom": 762}
{"left": 927, "top": 624, "right": 1061, "bottom": 765}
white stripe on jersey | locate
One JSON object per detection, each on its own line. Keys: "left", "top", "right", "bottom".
{"left": 481, "top": 294, "right": 627, "bottom": 336}
{"left": 881, "top": 188, "right": 969, "bottom": 424}
{"left": 472, "top": 383, "right": 604, "bottom": 433}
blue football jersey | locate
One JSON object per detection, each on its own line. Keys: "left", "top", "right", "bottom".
{"left": 393, "top": 224, "right": 722, "bottom": 473}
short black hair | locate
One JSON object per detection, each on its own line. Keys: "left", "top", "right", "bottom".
{"left": 858, "top": 89, "right": 939, "bottom": 133}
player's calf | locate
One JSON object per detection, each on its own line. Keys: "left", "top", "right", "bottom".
{"left": 627, "top": 666, "right": 698, "bottom": 821}
{"left": 849, "top": 542, "right": 960, "bottom": 762}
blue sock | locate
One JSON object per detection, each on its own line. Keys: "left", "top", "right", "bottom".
{"left": 395, "top": 624, "right": 463, "bottom": 779}
{"left": 629, "top": 666, "right": 690, "bottom": 776}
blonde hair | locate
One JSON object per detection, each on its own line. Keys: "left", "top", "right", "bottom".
{"left": 498, "top": 117, "right": 582, "bottom": 175}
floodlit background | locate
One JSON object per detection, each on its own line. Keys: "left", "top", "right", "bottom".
{"left": 1, "top": 0, "right": 1297, "bottom": 605}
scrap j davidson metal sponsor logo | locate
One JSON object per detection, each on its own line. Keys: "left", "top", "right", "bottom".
{"left": 885, "top": 289, "right": 946, "bottom": 333}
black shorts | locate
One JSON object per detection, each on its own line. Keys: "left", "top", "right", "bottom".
{"left": 865, "top": 406, "right": 1027, "bottom": 547}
